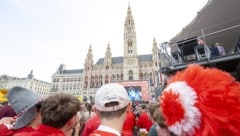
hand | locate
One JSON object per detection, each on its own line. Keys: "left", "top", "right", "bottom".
{"left": 0, "top": 117, "right": 16, "bottom": 125}
{"left": 73, "top": 122, "right": 81, "bottom": 136}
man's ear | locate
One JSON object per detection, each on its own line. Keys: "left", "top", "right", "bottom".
{"left": 127, "top": 102, "right": 131, "bottom": 112}
{"left": 93, "top": 106, "right": 100, "bottom": 117}
{"left": 67, "top": 115, "right": 76, "bottom": 127}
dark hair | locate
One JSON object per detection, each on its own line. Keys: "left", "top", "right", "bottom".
{"left": 98, "top": 104, "right": 128, "bottom": 119}
{"left": 41, "top": 93, "right": 80, "bottom": 128}
{"left": 147, "top": 102, "right": 159, "bottom": 118}
{"left": 141, "top": 104, "right": 146, "bottom": 110}
{"left": 85, "top": 103, "right": 93, "bottom": 112}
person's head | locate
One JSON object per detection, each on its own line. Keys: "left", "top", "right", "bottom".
{"left": 150, "top": 104, "right": 172, "bottom": 136}
{"left": 86, "top": 103, "right": 93, "bottom": 112}
{"left": 147, "top": 102, "right": 159, "bottom": 121}
{"left": 140, "top": 103, "right": 147, "bottom": 113}
{"left": 197, "top": 37, "right": 205, "bottom": 45}
{"left": 80, "top": 103, "right": 86, "bottom": 112}
{"left": 7, "top": 86, "right": 43, "bottom": 129}
{"left": 94, "top": 83, "right": 130, "bottom": 120}
{"left": 40, "top": 93, "right": 80, "bottom": 131}
{"left": 215, "top": 42, "right": 220, "bottom": 46}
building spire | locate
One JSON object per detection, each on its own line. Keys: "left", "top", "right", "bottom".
{"left": 124, "top": 3, "right": 137, "bottom": 57}
{"left": 84, "top": 44, "right": 94, "bottom": 70}
{"left": 123, "top": 4, "right": 139, "bottom": 80}
{"left": 104, "top": 43, "right": 112, "bottom": 65}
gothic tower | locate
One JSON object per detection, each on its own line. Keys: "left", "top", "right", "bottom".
{"left": 123, "top": 4, "right": 139, "bottom": 80}
{"left": 104, "top": 43, "right": 112, "bottom": 83}
{"left": 152, "top": 38, "right": 159, "bottom": 72}
{"left": 152, "top": 38, "right": 160, "bottom": 86}
{"left": 84, "top": 45, "right": 94, "bottom": 88}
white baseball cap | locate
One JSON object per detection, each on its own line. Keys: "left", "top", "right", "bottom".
{"left": 95, "top": 83, "right": 130, "bottom": 112}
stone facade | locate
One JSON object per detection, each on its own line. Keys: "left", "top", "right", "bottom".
{"left": 50, "top": 5, "right": 167, "bottom": 101}
{"left": 0, "top": 71, "right": 51, "bottom": 97}
{"left": 51, "top": 64, "right": 84, "bottom": 96}
{"left": 82, "top": 5, "right": 161, "bottom": 101}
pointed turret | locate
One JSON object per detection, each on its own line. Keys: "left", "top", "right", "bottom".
{"left": 56, "top": 64, "right": 66, "bottom": 74}
{"left": 27, "top": 70, "right": 34, "bottom": 79}
{"left": 152, "top": 37, "right": 158, "bottom": 55}
{"left": 104, "top": 42, "right": 112, "bottom": 65}
{"left": 84, "top": 45, "right": 94, "bottom": 89}
{"left": 152, "top": 38, "right": 159, "bottom": 70}
{"left": 84, "top": 45, "right": 94, "bottom": 72}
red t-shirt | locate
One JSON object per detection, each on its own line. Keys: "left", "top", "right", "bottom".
{"left": 28, "top": 124, "right": 65, "bottom": 136}
{"left": 82, "top": 115, "right": 101, "bottom": 136}
{"left": 122, "top": 111, "right": 135, "bottom": 136}
{"left": 90, "top": 130, "right": 118, "bottom": 136}
{"left": 0, "top": 124, "right": 14, "bottom": 136}
{"left": 137, "top": 112, "right": 153, "bottom": 131}
{"left": 0, "top": 124, "right": 35, "bottom": 136}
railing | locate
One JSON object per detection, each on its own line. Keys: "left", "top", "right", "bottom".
{"left": 159, "top": 24, "right": 240, "bottom": 68}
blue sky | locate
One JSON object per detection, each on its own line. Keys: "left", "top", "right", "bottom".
{"left": 0, "top": 0, "right": 208, "bottom": 82}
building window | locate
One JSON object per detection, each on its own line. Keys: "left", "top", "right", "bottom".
{"left": 129, "top": 70, "right": 133, "bottom": 80}
{"left": 105, "top": 75, "right": 109, "bottom": 84}
{"left": 105, "top": 65, "right": 109, "bottom": 70}
{"left": 139, "top": 72, "right": 143, "bottom": 80}
{"left": 112, "top": 74, "right": 116, "bottom": 81}
{"left": 128, "top": 40, "right": 133, "bottom": 54}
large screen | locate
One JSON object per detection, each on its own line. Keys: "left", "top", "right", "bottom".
{"left": 114, "top": 80, "right": 149, "bottom": 101}
{"left": 125, "top": 86, "right": 142, "bottom": 101}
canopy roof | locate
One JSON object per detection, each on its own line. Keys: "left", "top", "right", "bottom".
{"left": 170, "top": 0, "right": 240, "bottom": 53}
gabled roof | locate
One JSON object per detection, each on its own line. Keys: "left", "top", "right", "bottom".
{"left": 62, "top": 69, "right": 83, "bottom": 74}
{"left": 94, "top": 54, "right": 153, "bottom": 65}
{"left": 138, "top": 54, "right": 152, "bottom": 62}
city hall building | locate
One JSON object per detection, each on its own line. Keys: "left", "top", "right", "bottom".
{"left": 51, "top": 5, "right": 163, "bottom": 102}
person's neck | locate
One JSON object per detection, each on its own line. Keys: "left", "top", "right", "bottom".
{"left": 101, "top": 118, "right": 124, "bottom": 133}
{"left": 60, "top": 128, "right": 67, "bottom": 135}
{"left": 27, "top": 118, "right": 40, "bottom": 129}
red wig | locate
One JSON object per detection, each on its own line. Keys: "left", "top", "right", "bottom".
{"left": 160, "top": 64, "right": 240, "bottom": 136}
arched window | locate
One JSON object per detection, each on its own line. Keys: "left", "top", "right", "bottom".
{"left": 112, "top": 74, "right": 116, "bottom": 81}
{"left": 84, "top": 76, "right": 88, "bottom": 88}
{"left": 129, "top": 70, "right": 133, "bottom": 80}
{"left": 90, "top": 76, "right": 94, "bottom": 88}
{"left": 95, "top": 76, "right": 98, "bottom": 87}
{"left": 105, "top": 65, "right": 109, "bottom": 70}
{"left": 99, "top": 75, "right": 103, "bottom": 86}
{"left": 128, "top": 40, "right": 133, "bottom": 54}
{"left": 139, "top": 72, "right": 143, "bottom": 80}
{"left": 149, "top": 72, "right": 154, "bottom": 86}
{"left": 105, "top": 75, "right": 109, "bottom": 84}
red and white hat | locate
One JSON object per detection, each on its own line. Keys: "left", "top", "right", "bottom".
{"left": 160, "top": 64, "right": 240, "bottom": 136}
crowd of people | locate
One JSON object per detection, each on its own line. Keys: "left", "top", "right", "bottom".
{"left": 0, "top": 84, "right": 173, "bottom": 136}
{"left": 0, "top": 64, "right": 240, "bottom": 136}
